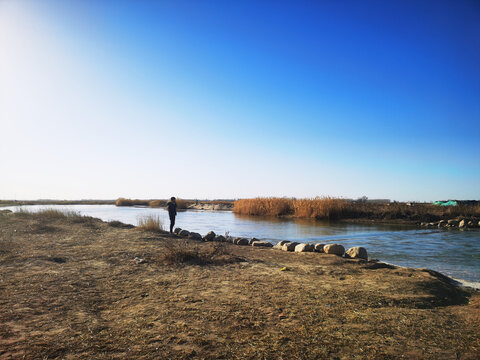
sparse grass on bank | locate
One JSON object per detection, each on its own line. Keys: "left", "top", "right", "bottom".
{"left": 233, "top": 197, "right": 480, "bottom": 222}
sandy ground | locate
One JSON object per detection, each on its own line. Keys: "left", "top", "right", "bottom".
{"left": 0, "top": 211, "right": 479, "bottom": 359}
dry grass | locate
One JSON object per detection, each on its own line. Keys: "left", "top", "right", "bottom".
{"left": 234, "top": 197, "right": 480, "bottom": 222}
{"left": 233, "top": 197, "right": 293, "bottom": 216}
{"left": 137, "top": 215, "right": 164, "bottom": 232}
{"left": 16, "top": 207, "right": 81, "bottom": 219}
{"left": 0, "top": 212, "right": 479, "bottom": 359}
{"left": 160, "top": 240, "right": 237, "bottom": 266}
{"left": 115, "top": 198, "right": 150, "bottom": 206}
{"left": 148, "top": 200, "right": 167, "bottom": 207}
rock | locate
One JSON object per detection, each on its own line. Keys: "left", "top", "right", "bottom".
{"left": 323, "top": 244, "right": 345, "bottom": 256}
{"left": 295, "top": 243, "right": 314, "bottom": 252}
{"left": 345, "top": 247, "right": 368, "bottom": 260}
{"left": 235, "top": 238, "right": 249, "bottom": 246}
{"left": 252, "top": 241, "right": 273, "bottom": 247}
{"left": 459, "top": 220, "right": 466, "bottom": 228}
{"left": 438, "top": 220, "right": 447, "bottom": 228}
{"left": 214, "top": 235, "right": 226, "bottom": 242}
{"left": 203, "top": 231, "right": 216, "bottom": 241}
{"left": 314, "top": 244, "right": 326, "bottom": 253}
{"left": 274, "top": 240, "right": 290, "bottom": 249}
{"left": 282, "top": 242, "right": 299, "bottom": 252}
{"left": 468, "top": 221, "right": 475, "bottom": 227}
{"left": 189, "top": 232, "right": 202, "bottom": 240}
{"left": 174, "top": 228, "right": 182, "bottom": 234}
{"left": 447, "top": 219, "right": 458, "bottom": 226}
{"left": 249, "top": 237, "right": 260, "bottom": 244}
{"left": 178, "top": 229, "right": 190, "bottom": 237}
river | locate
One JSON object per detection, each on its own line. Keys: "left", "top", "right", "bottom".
{"left": 5, "top": 204, "right": 480, "bottom": 286}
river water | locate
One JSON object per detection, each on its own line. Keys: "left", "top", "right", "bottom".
{"left": 5, "top": 204, "right": 480, "bottom": 286}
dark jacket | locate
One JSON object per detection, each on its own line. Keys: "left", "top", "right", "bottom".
{"left": 167, "top": 201, "right": 177, "bottom": 217}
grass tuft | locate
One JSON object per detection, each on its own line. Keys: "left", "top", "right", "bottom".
{"left": 137, "top": 215, "right": 164, "bottom": 232}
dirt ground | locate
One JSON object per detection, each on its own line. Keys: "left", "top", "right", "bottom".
{"left": 1, "top": 211, "right": 479, "bottom": 359}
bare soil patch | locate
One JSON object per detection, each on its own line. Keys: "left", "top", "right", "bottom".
{"left": 0, "top": 212, "right": 479, "bottom": 359}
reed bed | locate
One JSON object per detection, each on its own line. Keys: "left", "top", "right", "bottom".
{"left": 232, "top": 197, "right": 293, "bottom": 216}
{"left": 233, "top": 197, "right": 480, "bottom": 221}
{"left": 115, "top": 198, "right": 150, "bottom": 207}
{"left": 148, "top": 200, "right": 167, "bottom": 207}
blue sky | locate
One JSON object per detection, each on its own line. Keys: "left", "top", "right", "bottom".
{"left": 1, "top": 0, "right": 479, "bottom": 201}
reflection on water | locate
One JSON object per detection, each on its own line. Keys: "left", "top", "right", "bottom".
{"left": 6, "top": 204, "right": 480, "bottom": 284}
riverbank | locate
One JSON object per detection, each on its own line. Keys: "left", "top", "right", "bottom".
{"left": 1, "top": 211, "right": 479, "bottom": 359}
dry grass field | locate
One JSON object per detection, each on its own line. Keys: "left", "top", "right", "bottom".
{"left": 1, "top": 210, "right": 479, "bottom": 359}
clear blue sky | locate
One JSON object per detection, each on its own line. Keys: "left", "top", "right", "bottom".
{"left": 1, "top": 0, "right": 479, "bottom": 201}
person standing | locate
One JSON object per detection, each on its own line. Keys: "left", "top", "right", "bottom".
{"left": 167, "top": 197, "right": 177, "bottom": 233}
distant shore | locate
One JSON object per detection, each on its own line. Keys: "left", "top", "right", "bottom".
{"left": 3, "top": 197, "right": 480, "bottom": 228}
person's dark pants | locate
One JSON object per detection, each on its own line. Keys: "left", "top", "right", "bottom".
{"left": 169, "top": 215, "right": 175, "bottom": 233}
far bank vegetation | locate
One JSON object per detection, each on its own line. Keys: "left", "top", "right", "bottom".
{"left": 233, "top": 197, "right": 480, "bottom": 222}
{"left": 115, "top": 198, "right": 233, "bottom": 210}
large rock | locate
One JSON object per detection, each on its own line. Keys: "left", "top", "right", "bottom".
{"left": 274, "top": 240, "right": 290, "bottom": 249}
{"left": 203, "top": 231, "right": 216, "bottom": 241}
{"left": 447, "top": 219, "right": 458, "bottom": 226}
{"left": 214, "top": 235, "right": 226, "bottom": 242}
{"left": 295, "top": 243, "right": 314, "bottom": 252}
{"left": 345, "top": 247, "right": 368, "bottom": 260}
{"left": 282, "top": 242, "right": 299, "bottom": 252}
{"left": 314, "top": 244, "right": 326, "bottom": 253}
{"left": 323, "top": 244, "right": 345, "bottom": 256}
{"left": 174, "top": 227, "right": 182, "bottom": 234}
{"left": 235, "top": 238, "right": 249, "bottom": 246}
{"left": 189, "top": 232, "right": 202, "bottom": 241}
{"left": 252, "top": 241, "right": 273, "bottom": 248}
{"left": 178, "top": 229, "right": 190, "bottom": 237}
{"left": 459, "top": 220, "right": 466, "bottom": 228}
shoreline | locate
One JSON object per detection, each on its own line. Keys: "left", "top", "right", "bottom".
{"left": 2, "top": 206, "right": 478, "bottom": 285}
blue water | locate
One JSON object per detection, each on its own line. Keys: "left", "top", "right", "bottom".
{"left": 6, "top": 204, "right": 480, "bottom": 284}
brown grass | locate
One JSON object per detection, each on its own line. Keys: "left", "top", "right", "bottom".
{"left": 137, "top": 215, "right": 164, "bottom": 232}
{"left": 115, "top": 198, "right": 150, "bottom": 207}
{"left": 234, "top": 197, "right": 480, "bottom": 222}
{"left": 161, "top": 240, "right": 237, "bottom": 266}
{"left": 0, "top": 212, "right": 479, "bottom": 359}
{"left": 148, "top": 200, "right": 167, "bottom": 207}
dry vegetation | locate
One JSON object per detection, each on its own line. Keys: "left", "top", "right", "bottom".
{"left": 137, "top": 215, "right": 165, "bottom": 232}
{"left": 233, "top": 197, "right": 480, "bottom": 222}
{"left": 115, "top": 198, "right": 233, "bottom": 210}
{"left": 1, "top": 211, "right": 479, "bottom": 359}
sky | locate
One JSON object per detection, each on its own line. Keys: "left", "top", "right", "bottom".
{"left": 1, "top": 0, "right": 479, "bottom": 201}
